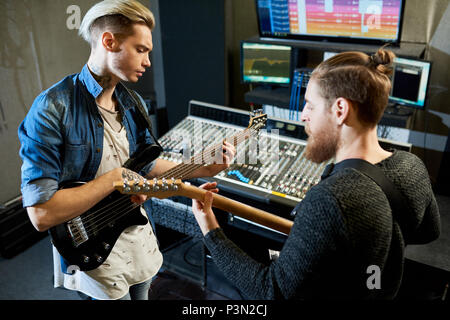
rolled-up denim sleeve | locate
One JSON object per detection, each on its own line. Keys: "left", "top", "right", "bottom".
{"left": 140, "top": 160, "right": 157, "bottom": 177}
{"left": 21, "top": 178, "right": 59, "bottom": 207}
{"left": 18, "top": 92, "right": 64, "bottom": 207}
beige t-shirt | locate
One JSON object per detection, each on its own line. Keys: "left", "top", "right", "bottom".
{"left": 53, "top": 106, "right": 163, "bottom": 300}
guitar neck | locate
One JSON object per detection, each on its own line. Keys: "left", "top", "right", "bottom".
{"left": 112, "top": 177, "right": 292, "bottom": 234}
{"left": 180, "top": 183, "right": 293, "bottom": 235}
{"left": 157, "top": 128, "right": 256, "bottom": 180}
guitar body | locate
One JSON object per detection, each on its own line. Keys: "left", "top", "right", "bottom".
{"left": 49, "top": 181, "right": 148, "bottom": 271}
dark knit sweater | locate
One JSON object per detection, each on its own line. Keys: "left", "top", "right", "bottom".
{"left": 204, "top": 150, "right": 440, "bottom": 299}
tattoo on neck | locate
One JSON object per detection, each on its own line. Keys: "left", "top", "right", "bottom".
{"left": 95, "top": 74, "right": 113, "bottom": 90}
{"left": 89, "top": 63, "right": 114, "bottom": 90}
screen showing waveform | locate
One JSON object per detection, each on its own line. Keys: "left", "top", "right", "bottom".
{"left": 242, "top": 42, "right": 291, "bottom": 84}
{"left": 256, "top": 0, "right": 403, "bottom": 43}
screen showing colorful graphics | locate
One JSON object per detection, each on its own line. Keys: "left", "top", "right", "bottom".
{"left": 256, "top": 0, "right": 403, "bottom": 43}
{"left": 389, "top": 57, "right": 431, "bottom": 109}
{"left": 241, "top": 42, "right": 292, "bottom": 85}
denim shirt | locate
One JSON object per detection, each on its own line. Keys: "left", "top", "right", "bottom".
{"left": 18, "top": 64, "right": 157, "bottom": 225}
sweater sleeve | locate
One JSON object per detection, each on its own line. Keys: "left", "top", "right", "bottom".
{"left": 203, "top": 185, "right": 348, "bottom": 299}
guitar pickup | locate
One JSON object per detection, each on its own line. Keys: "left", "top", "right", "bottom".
{"left": 67, "top": 216, "right": 89, "bottom": 247}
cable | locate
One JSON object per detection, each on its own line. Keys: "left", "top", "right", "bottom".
{"left": 296, "top": 72, "right": 304, "bottom": 121}
{"left": 289, "top": 70, "right": 297, "bottom": 121}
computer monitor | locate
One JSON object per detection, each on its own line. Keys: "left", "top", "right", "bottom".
{"left": 241, "top": 41, "right": 292, "bottom": 85}
{"left": 255, "top": 0, "right": 404, "bottom": 45}
{"left": 389, "top": 57, "right": 432, "bottom": 110}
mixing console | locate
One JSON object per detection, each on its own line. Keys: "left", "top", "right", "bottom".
{"left": 158, "top": 101, "right": 333, "bottom": 212}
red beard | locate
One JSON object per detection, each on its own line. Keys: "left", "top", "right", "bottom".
{"left": 304, "top": 125, "right": 339, "bottom": 163}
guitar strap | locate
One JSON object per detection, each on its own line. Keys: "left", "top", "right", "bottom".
{"left": 127, "top": 89, "right": 163, "bottom": 149}
{"left": 321, "top": 158, "right": 412, "bottom": 239}
{"left": 123, "top": 89, "right": 163, "bottom": 172}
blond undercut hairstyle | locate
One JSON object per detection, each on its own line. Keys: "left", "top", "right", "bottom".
{"left": 311, "top": 46, "right": 395, "bottom": 127}
{"left": 79, "top": 0, "right": 155, "bottom": 47}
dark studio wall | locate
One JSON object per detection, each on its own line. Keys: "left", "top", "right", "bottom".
{"left": 156, "top": 0, "right": 226, "bottom": 130}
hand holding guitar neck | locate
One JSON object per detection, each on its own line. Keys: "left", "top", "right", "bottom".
{"left": 121, "top": 168, "right": 147, "bottom": 205}
{"left": 191, "top": 182, "right": 221, "bottom": 236}
{"left": 113, "top": 177, "right": 293, "bottom": 235}
{"left": 157, "top": 110, "right": 267, "bottom": 180}
{"left": 187, "top": 141, "right": 236, "bottom": 179}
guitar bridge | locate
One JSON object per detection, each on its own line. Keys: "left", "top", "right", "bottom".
{"left": 67, "top": 217, "right": 89, "bottom": 247}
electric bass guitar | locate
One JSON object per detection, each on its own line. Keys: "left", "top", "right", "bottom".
{"left": 48, "top": 111, "right": 268, "bottom": 271}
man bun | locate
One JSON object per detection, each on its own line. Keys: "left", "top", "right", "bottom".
{"left": 368, "top": 47, "right": 396, "bottom": 77}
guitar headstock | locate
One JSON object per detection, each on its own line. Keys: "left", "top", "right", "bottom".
{"left": 113, "top": 178, "right": 184, "bottom": 199}
{"left": 247, "top": 109, "right": 267, "bottom": 132}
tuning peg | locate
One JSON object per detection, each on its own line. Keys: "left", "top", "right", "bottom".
{"left": 161, "top": 178, "right": 169, "bottom": 191}
{"left": 152, "top": 178, "right": 159, "bottom": 192}
{"left": 133, "top": 178, "right": 141, "bottom": 192}
{"left": 142, "top": 178, "right": 150, "bottom": 192}
{"left": 123, "top": 179, "right": 131, "bottom": 193}
{"left": 171, "top": 178, "right": 178, "bottom": 191}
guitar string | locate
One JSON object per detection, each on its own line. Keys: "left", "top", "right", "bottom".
{"left": 69, "top": 194, "right": 133, "bottom": 241}
{"left": 70, "top": 128, "right": 261, "bottom": 241}
{"left": 70, "top": 202, "right": 139, "bottom": 243}
{"left": 71, "top": 137, "right": 237, "bottom": 233}
{"left": 158, "top": 132, "right": 245, "bottom": 179}
{"left": 159, "top": 127, "right": 259, "bottom": 180}
{"left": 79, "top": 200, "right": 140, "bottom": 239}
{"left": 69, "top": 133, "right": 259, "bottom": 242}
{"left": 161, "top": 125, "right": 259, "bottom": 178}
{"left": 72, "top": 144, "right": 237, "bottom": 239}
{"left": 73, "top": 141, "right": 234, "bottom": 231}
{"left": 156, "top": 130, "right": 244, "bottom": 179}
{"left": 69, "top": 127, "right": 262, "bottom": 240}
{"left": 157, "top": 128, "right": 256, "bottom": 179}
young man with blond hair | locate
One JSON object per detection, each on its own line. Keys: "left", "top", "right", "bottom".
{"left": 192, "top": 48, "right": 440, "bottom": 299}
{"left": 18, "top": 0, "right": 234, "bottom": 300}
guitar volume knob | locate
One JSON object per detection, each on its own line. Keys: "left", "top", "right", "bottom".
{"left": 102, "top": 242, "right": 111, "bottom": 250}
{"left": 82, "top": 255, "right": 90, "bottom": 263}
{"left": 94, "top": 254, "right": 103, "bottom": 263}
